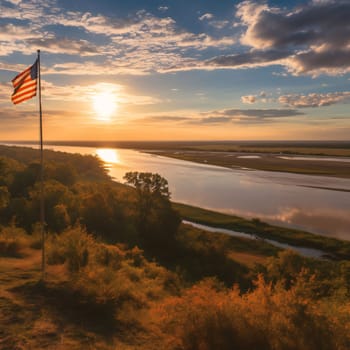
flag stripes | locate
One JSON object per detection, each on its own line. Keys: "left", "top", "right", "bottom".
{"left": 11, "top": 60, "right": 38, "bottom": 104}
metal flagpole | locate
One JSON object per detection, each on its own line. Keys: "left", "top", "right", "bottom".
{"left": 37, "top": 49, "right": 45, "bottom": 280}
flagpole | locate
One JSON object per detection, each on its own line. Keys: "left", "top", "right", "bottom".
{"left": 37, "top": 49, "right": 45, "bottom": 280}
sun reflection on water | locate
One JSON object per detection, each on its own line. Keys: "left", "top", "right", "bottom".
{"left": 96, "top": 148, "right": 120, "bottom": 164}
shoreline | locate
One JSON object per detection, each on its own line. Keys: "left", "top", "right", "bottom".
{"left": 174, "top": 202, "right": 350, "bottom": 260}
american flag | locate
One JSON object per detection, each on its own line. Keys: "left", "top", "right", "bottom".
{"left": 11, "top": 60, "right": 38, "bottom": 105}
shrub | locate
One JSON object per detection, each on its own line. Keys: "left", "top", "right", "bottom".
{"left": 46, "top": 226, "right": 181, "bottom": 320}
{"left": 46, "top": 226, "right": 95, "bottom": 272}
{"left": 0, "top": 226, "right": 30, "bottom": 257}
{"left": 155, "top": 275, "right": 350, "bottom": 350}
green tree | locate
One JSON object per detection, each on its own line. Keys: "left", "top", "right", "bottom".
{"left": 10, "top": 162, "right": 41, "bottom": 197}
{"left": 124, "top": 172, "right": 180, "bottom": 258}
{"left": 30, "top": 180, "right": 73, "bottom": 232}
{"left": 77, "top": 183, "right": 130, "bottom": 243}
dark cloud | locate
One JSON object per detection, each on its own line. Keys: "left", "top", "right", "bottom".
{"left": 137, "top": 108, "right": 304, "bottom": 126}
{"left": 194, "top": 108, "right": 304, "bottom": 124}
{"left": 291, "top": 49, "right": 350, "bottom": 75}
{"left": 245, "top": 1, "right": 350, "bottom": 49}
{"left": 196, "top": 116, "right": 232, "bottom": 124}
{"left": 218, "top": 108, "right": 304, "bottom": 118}
{"left": 203, "top": 0, "right": 350, "bottom": 75}
{"left": 206, "top": 50, "right": 290, "bottom": 68}
{"left": 137, "top": 116, "right": 191, "bottom": 123}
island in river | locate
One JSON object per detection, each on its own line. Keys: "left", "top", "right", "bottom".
{"left": 14, "top": 140, "right": 350, "bottom": 179}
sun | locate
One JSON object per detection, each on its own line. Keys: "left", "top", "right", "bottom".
{"left": 92, "top": 91, "right": 117, "bottom": 120}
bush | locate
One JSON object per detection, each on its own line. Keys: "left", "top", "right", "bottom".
{"left": 0, "top": 226, "right": 30, "bottom": 257}
{"left": 46, "top": 226, "right": 95, "bottom": 272}
{"left": 46, "top": 226, "right": 181, "bottom": 322}
{"left": 155, "top": 275, "right": 350, "bottom": 350}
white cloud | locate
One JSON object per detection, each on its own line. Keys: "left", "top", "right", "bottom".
{"left": 158, "top": 6, "right": 169, "bottom": 12}
{"left": 199, "top": 13, "right": 229, "bottom": 29}
{"left": 199, "top": 13, "right": 214, "bottom": 21}
{"left": 279, "top": 92, "right": 350, "bottom": 108}
{"left": 241, "top": 95, "right": 256, "bottom": 104}
{"left": 0, "top": 1, "right": 237, "bottom": 75}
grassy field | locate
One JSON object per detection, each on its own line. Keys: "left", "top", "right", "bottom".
{"left": 174, "top": 203, "right": 350, "bottom": 260}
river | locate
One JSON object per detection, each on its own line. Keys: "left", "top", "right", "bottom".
{"left": 4, "top": 143, "right": 350, "bottom": 240}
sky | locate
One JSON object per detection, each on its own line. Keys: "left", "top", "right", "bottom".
{"left": 0, "top": 0, "right": 350, "bottom": 141}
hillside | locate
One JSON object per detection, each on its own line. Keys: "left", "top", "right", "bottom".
{"left": 1, "top": 145, "right": 350, "bottom": 350}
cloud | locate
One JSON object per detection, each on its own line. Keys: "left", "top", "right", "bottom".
{"left": 199, "top": 13, "right": 214, "bottom": 21}
{"left": 158, "top": 6, "right": 169, "bottom": 12}
{"left": 137, "top": 115, "right": 191, "bottom": 123}
{"left": 195, "top": 116, "right": 233, "bottom": 124}
{"left": 0, "top": 80, "right": 160, "bottom": 109}
{"left": 198, "top": 13, "right": 229, "bottom": 29}
{"left": 241, "top": 91, "right": 271, "bottom": 104}
{"left": 26, "top": 37, "right": 101, "bottom": 56}
{"left": 241, "top": 95, "right": 256, "bottom": 104}
{"left": 237, "top": 0, "right": 350, "bottom": 75}
{"left": 0, "top": 23, "right": 40, "bottom": 40}
{"left": 194, "top": 108, "right": 304, "bottom": 125}
{"left": 0, "top": 1, "right": 237, "bottom": 74}
{"left": 212, "top": 108, "right": 304, "bottom": 118}
{"left": 41, "top": 81, "right": 160, "bottom": 105}
{"left": 172, "top": 0, "right": 350, "bottom": 76}
{"left": 279, "top": 92, "right": 350, "bottom": 108}
{"left": 135, "top": 108, "right": 304, "bottom": 127}
{"left": 207, "top": 20, "right": 230, "bottom": 29}
{"left": 3, "top": 0, "right": 348, "bottom": 77}
{"left": 204, "top": 49, "right": 290, "bottom": 70}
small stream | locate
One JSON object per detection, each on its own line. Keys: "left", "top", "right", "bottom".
{"left": 183, "top": 220, "right": 327, "bottom": 259}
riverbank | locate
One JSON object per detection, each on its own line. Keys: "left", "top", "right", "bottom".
{"left": 174, "top": 203, "right": 350, "bottom": 260}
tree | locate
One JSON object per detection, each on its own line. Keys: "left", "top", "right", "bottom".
{"left": 79, "top": 184, "right": 128, "bottom": 243}
{"left": 124, "top": 172, "right": 180, "bottom": 258}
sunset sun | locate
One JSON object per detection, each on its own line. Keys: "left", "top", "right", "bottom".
{"left": 92, "top": 91, "right": 117, "bottom": 120}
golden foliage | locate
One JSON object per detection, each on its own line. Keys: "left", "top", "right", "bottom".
{"left": 153, "top": 275, "right": 350, "bottom": 350}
